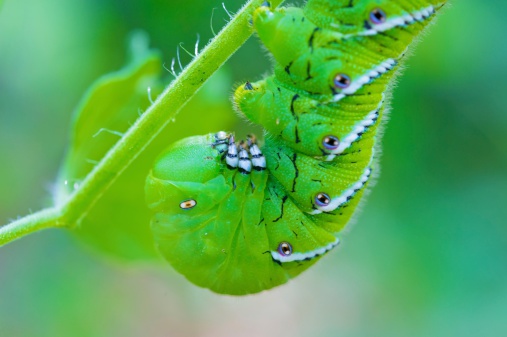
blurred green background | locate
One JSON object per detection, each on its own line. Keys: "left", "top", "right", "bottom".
{"left": 0, "top": 0, "right": 506, "bottom": 336}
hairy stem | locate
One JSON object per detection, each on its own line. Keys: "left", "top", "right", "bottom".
{"left": 0, "top": 208, "right": 65, "bottom": 246}
{"left": 0, "top": 0, "right": 285, "bottom": 247}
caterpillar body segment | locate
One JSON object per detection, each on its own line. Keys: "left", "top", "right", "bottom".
{"left": 234, "top": 74, "right": 388, "bottom": 158}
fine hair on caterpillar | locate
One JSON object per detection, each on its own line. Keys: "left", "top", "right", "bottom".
{"left": 145, "top": 0, "right": 447, "bottom": 295}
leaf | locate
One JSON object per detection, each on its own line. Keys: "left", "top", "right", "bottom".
{"left": 56, "top": 31, "right": 236, "bottom": 261}
{"left": 55, "top": 31, "right": 162, "bottom": 202}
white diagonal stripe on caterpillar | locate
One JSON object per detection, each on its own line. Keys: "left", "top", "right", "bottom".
{"left": 331, "top": 59, "right": 396, "bottom": 103}
{"left": 335, "top": 5, "right": 438, "bottom": 39}
{"left": 325, "top": 98, "right": 384, "bottom": 161}
{"left": 309, "top": 164, "right": 373, "bottom": 215}
{"left": 271, "top": 237, "right": 340, "bottom": 263}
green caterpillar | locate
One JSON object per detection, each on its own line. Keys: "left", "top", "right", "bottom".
{"left": 145, "top": 0, "right": 446, "bottom": 295}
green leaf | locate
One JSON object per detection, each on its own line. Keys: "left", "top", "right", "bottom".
{"left": 55, "top": 31, "right": 162, "bottom": 202}
{"left": 56, "top": 31, "right": 236, "bottom": 261}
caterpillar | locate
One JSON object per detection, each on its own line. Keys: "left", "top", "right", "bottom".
{"left": 145, "top": 0, "right": 446, "bottom": 295}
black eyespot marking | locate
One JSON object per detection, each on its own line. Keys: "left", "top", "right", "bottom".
{"left": 180, "top": 199, "right": 197, "bottom": 210}
{"left": 333, "top": 74, "right": 351, "bottom": 89}
{"left": 244, "top": 82, "right": 254, "bottom": 90}
{"left": 323, "top": 135, "right": 340, "bottom": 150}
{"left": 315, "top": 193, "right": 331, "bottom": 207}
{"left": 278, "top": 242, "right": 292, "bottom": 256}
{"left": 370, "top": 8, "right": 387, "bottom": 25}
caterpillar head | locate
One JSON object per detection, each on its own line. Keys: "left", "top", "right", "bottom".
{"left": 145, "top": 133, "right": 231, "bottom": 214}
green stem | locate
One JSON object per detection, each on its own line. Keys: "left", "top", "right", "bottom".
{"left": 0, "top": 0, "right": 285, "bottom": 247}
{"left": 0, "top": 208, "right": 65, "bottom": 246}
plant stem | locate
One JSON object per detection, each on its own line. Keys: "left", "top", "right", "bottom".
{"left": 0, "top": 0, "right": 285, "bottom": 247}
{"left": 0, "top": 208, "right": 65, "bottom": 246}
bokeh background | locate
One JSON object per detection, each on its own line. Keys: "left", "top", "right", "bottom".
{"left": 0, "top": 0, "right": 506, "bottom": 336}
